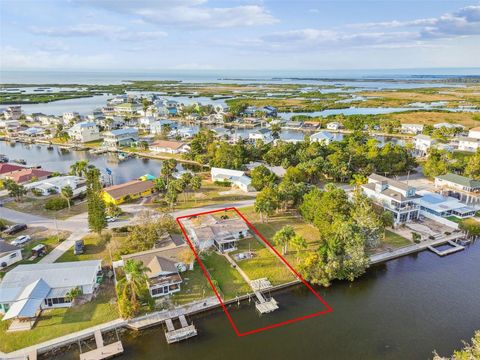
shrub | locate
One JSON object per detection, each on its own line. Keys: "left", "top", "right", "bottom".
{"left": 31, "top": 188, "right": 43, "bottom": 197}
{"left": 214, "top": 180, "right": 231, "bottom": 187}
{"left": 45, "top": 197, "right": 68, "bottom": 211}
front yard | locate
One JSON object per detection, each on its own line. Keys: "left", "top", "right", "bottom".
{"left": 0, "top": 282, "right": 119, "bottom": 353}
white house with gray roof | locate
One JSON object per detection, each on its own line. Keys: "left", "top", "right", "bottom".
{"left": 361, "top": 174, "right": 420, "bottom": 225}
{"left": 68, "top": 121, "right": 101, "bottom": 143}
{"left": 211, "top": 167, "right": 254, "bottom": 192}
{"left": 435, "top": 173, "right": 480, "bottom": 206}
{"left": 0, "top": 261, "right": 102, "bottom": 321}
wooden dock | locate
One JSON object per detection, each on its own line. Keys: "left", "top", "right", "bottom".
{"left": 79, "top": 330, "right": 124, "bottom": 360}
{"left": 254, "top": 291, "right": 279, "bottom": 314}
{"left": 164, "top": 315, "right": 198, "bottom": 344}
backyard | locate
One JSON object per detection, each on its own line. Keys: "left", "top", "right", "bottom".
{"left": 170, "top": 265, "right": 215, "bottom": 305}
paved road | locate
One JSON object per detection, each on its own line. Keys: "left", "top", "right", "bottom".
{"left": 0, "top": 199, "right": 256, "bottom": 263}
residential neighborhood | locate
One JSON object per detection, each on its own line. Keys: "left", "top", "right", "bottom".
{"left": 1, "top": 1, "right": 480, "bottom": 358}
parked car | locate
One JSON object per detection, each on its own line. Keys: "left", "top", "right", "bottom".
{"left": 74, "top": 239, "right": 84, "bottom": 255}
{"left": 11, "top": 235, "right": 31, "bottom": 246}
{"left": 106, "top": 216, "right": 117, "bottom": 223}
{"left": 4, "top": 224, "right": 27, "bottom": 235}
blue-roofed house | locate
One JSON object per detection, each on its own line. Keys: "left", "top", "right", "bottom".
{"left": 310, "top": 131, "right": 335, "bottom": 145}
{"left": 103, "top": 127, "right": 139, "bottom": 148}
{"left": 0, "top": 261, "right": 102, "bottom": 327}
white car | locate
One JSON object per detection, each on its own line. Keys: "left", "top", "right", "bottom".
{"left": 106, "top": 216, "right": 117, "bottom": 223}
{"left": 12, "top": 235, "right": 31, "bottom": 246}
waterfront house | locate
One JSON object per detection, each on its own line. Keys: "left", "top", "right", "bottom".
{"left": 4, "top": 168, "right": 52, "bottom": 184}
{"left": 19, "top": 127, "right": 44, "bottom": 137}
{"left": 310, "top": 131, "right": 335, "bottom": 145}
{"left": 174, "top": 127, "right": 197, "bottom": 139}
{"left": 24, "top": 176, "right": 86, "bottom": 197}
{"left": 413, "top": 134, "right": 436, "bottom": 156}
{"left": 3, "top": 106, "right": 22, "bottom": 120}
{"left": 183, "top": 214, "right": 250, "bottom": 252}
{"left": 138, "top": 116, "right": 156, "bottom": 129}
{"left": 114, "top": 102, "right": 141, "bottom": 116}
{"left": 249, "top": 128, "right": 273, "bottom": 144}
{"left": 435, "top": 173, "right": 480, "bottom": 205}
{"left": 0, "top": 261, "right": 102, "bottom": 321}
{"left": 39, "top": 115, "right": 62, "bottom": 126}
{"left": 326, "top": 122, "right": 343, "bottom": 130}
{"left": 414, "top": 190, "right": 476, "bottom": 221}
{"left": 150, "top": 119, "right": 178, "bottom": 135}
{"left": 401, "top": 123, "right": 424, "bottom": 134}
{"left": 361, "top": 174, "right": 420, "bottom": 225}
{"left": 0, "top": 119, "right": 21, "bottom": 130}
{"left": 457, "top": 137, "right": 480, "bottom": 152}
{"left": 62, "top": 112, "right": 80, "bottom": 124}
{"left": 211, "top": 167, "right": 254, "bottom": 192}
{"left": 433, "top": 122, "right": 465, "bottom": 130}
{"left": 103, "top": 179, "right": 155, "bottom": 205}
{"left": 0, "top": 240, "right": 22, "bottom": 269}
{"left": 150, "top": 140, "right": 190, "bottom": 154}
{"left": 103, "top": 128, "right": 139, "bottom": 148}
{"left": 68, "top": 121, "right": 101, "bottom": 143}
{"left": 118, "top": 243, "right": 191, "bottom": 298}
{"left": 468, "top": 127, "right": 480, "bottom": 139}
{"left": 0, "top": 163, "right": 25, "bottom": 177}
{"left": 283, "top": 121, "right": 303, "bottom": 130}
{"left": 302, "top": 121, "right": 320, "bottom": 131}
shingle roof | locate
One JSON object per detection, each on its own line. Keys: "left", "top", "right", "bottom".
{"left": 4, "top": 168, "right": 52, "bottom": 183}
{"left": 0, "top": 163, "right": 24, "bottom": 175}
{"left": 151, "top": 140, "right": 187, "bottom": 150}
{"left": 104, "top": 180, "right": 155, "bottom": 200}
{"left": 436, "top": 173, "right": 480, "bottom": 189}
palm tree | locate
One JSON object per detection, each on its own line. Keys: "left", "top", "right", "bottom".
{"left": 116, "top": 259, "right": 150, "bottom": 319}
{"left": 61, "top": 185, "right": 74, "bottom": 210}
{"left": 290, "top": 234, "right": 307, "bottom": 262}
{"left": 65, "top": 287, "right": 83, "bottom": 303}
{"left": 190, "top": 175, "right": 202, "bottom": 203}
{"left": 273, "top": 225, "right": 296, "bottom": 255}
{"left": 70, "top": 160, "right": 89, "bottom": 177}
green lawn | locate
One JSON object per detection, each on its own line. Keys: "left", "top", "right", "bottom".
{"left": 383, "top": 230, "right": 411, "bottom": 248}
{"left": 4, "top": 197, "right": 87, "bottom": 220}
{"left": 231, "top": 238, "right": 297, "bottom": 286}
{"left": 446, "top": 216, "right": 462, "bottom": 224}
{"left": 201, "top": 252, "right": 250, "bottom": 300}
{"left": 145, "top": 181, "right": 255, "bottom": 211}
{"left": 0, "top": 283, "right": 119, "bottom": 353}
{"left": 171, "top": 265, "right": 215, "bottom": 305}
{"left": 56, "top": 233, "right": 115, "bottom": 265}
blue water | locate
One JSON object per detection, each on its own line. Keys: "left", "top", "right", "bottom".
{"left": 1, "top": 68, "right": 479, "bottom": 85}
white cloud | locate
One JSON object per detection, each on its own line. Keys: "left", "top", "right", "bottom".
{"left": 29, "top": 24, "right": 167, "bottom": 42}
{"left": 0, "top": 46, "right": 117, "bottom": 69}
{"left": 80, "top": 0, "right": 278, "bottom": 28}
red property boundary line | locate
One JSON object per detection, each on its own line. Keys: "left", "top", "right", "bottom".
{"left": 176, "top": 207, "right": 333, "bottom": 337}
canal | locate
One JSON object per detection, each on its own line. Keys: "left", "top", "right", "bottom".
{"left": 52, "top": 242, "right": 480, "bottom": 360}
{"left": 0, "top": 142, "right": 191, "bottom": 184}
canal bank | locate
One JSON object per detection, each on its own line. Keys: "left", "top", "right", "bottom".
{"left": 1, "top": 241, "right": 478, "bottom": 360}
{"left": 36, "top": 241, "right": 479, "bottom": 360}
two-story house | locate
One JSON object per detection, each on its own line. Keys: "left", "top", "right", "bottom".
{"left": 361, "top": 174, "right": 420, "bottom": 225}
{"left": 103, "top": 128, "right": 139, "bottom": 148}
{"left": 68, "top": 121, "right": 101, "bottom": 143}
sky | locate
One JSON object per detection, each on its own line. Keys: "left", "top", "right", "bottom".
{"left": 1, "top": 0, "right": 480, "bottom": 71}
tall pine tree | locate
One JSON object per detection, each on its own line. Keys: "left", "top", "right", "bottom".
{"left": 86, "top": 167, "right": 107, "bottom": 234}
